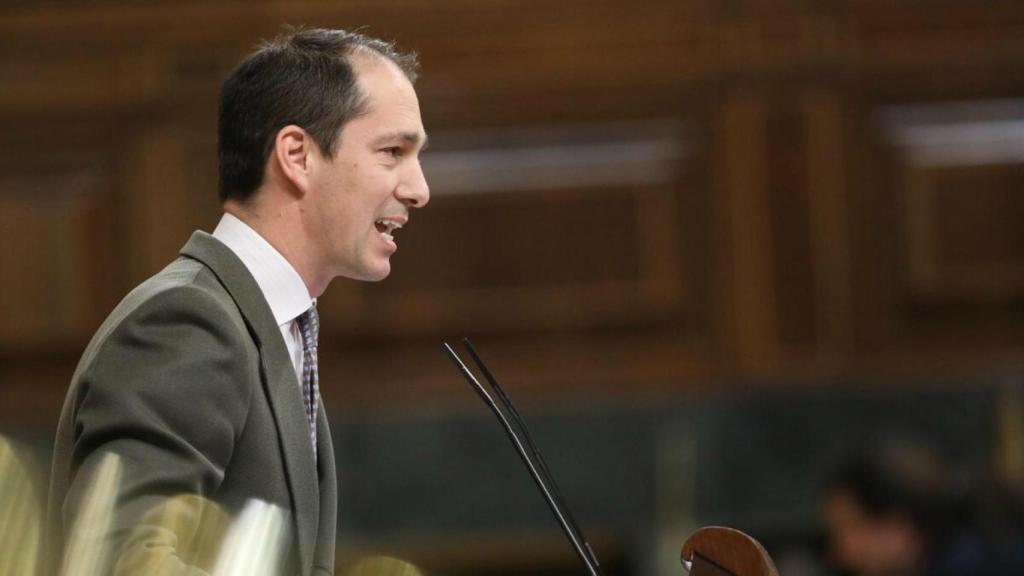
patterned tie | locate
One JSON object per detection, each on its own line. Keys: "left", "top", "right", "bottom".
{"left": 296, "top": 305, "right": 319, "bottom": 459}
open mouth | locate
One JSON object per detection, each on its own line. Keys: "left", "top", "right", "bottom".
{"left": 374, "top": 218, "right": 402, "bottom": 242}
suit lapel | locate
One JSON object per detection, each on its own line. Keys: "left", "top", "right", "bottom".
{"left": 180, "top": 231, "right": 319, "bottom": 576}
{"left": 314, "top": 405, "right": 337, "bottom": 569}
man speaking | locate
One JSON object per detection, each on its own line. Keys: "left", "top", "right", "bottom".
{"left": 48, "top": 27, "right": 429, "bottom": 576}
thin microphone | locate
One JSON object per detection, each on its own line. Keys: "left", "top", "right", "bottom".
{"left": 459, "top": 338, "right": 603, "bottom": 572}
{"left": 443, "top": 339, "right": 605, "bottom": 576}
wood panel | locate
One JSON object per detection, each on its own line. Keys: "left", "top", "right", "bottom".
{"left": 882, "top": 101, "right": 1024, "bottom": 302}
{"left": 851, "top": 96, "right": 1024, "bottom": 357}
{"left": 3, "top": 0, "right": 1024, "bottom": 419}
{"left": 0, "top": 124, "right": 123, "bottom": 352}
{"left": 0, "top": 171, "right": 106, "bottom": 348}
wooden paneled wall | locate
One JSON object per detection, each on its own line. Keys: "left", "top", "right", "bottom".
{"left": 3, "top": 0, "right": 1024, "bottom": 426}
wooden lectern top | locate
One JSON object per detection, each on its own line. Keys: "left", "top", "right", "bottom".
{"left": 680, "top": 527, "right": 779, "bottom": 576}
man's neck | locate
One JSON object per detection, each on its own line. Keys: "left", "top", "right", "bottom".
{"left": 222, "top": 201, "right": 329, "bottom": 298}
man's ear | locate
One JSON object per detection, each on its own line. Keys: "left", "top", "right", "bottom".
{"left": 273, "top": 125, "right": 318, "bottom": 197}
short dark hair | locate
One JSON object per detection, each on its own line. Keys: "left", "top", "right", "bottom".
{"left": 218, "top": 28, "right": 419, "bottom": 202}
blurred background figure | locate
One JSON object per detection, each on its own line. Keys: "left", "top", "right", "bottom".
{"left": 823, "top": 437, "right": 1024, "bottom": 576}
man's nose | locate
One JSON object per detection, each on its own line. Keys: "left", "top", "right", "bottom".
{"left": 398, "top": 160, "right": 430, "bottom": 208}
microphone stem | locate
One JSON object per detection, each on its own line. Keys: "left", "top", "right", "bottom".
{"left": 461, "top": 339, "right": 603, "bottom": 572}
{"left": 444, "top": 344, "right": 604, "bottom": 576}
{"left": 497, "top": 403, "right": 603, "bottom": 576}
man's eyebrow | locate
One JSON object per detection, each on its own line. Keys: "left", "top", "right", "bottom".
{"left": 371, "top": 131, "right": 428, "bottom": 150}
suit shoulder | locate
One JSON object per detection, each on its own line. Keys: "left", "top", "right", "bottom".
{"left": 132, "top": 257, "right": 235, "bottom": 314}
{"left": 78, "top": 257, "right": 253, "bottom": 372}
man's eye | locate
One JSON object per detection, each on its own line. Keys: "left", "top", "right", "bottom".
{"left": 382, "top": 147, "right": 402, "bottom": 158}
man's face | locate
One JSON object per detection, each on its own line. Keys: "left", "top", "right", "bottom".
{"left": 307, "top": 55, "right": 429, "bottom": 282}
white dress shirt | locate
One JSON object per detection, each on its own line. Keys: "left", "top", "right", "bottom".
{"left": 212, "top": 212, "right": 312, "bottom": 385}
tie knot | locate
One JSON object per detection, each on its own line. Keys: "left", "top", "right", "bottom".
{"left": 297, "top": 305, "right": 319, "bottom": 353}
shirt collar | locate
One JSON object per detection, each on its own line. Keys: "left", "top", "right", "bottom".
{"left": 212, "top": 212, "right": 312, "bottom": 326}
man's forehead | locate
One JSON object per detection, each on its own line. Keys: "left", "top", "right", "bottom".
{"left": 345, "top": 54, "right": 425, "bottom": 144}
{"left": 351, "top": 51, "right": 414, "bottom": 92}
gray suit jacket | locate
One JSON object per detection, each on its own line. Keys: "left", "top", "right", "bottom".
{"left": 48, "top": 231, "right": 337, "bottom": 576}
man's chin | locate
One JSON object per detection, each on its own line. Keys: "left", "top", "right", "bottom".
{"left": 332, "top": 256, "right": 392, "bottom": 283}
{"left": 352, "top": 262, "right": 392, "bottom": 283}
